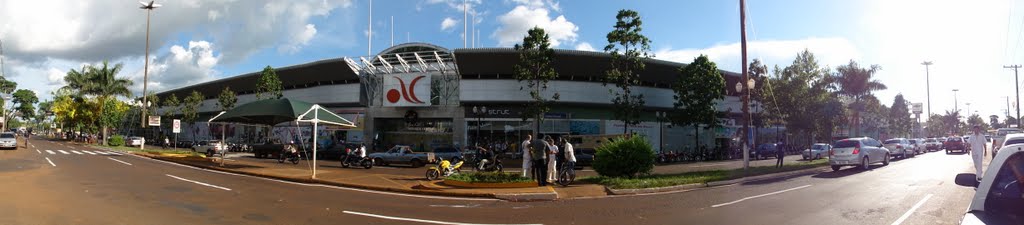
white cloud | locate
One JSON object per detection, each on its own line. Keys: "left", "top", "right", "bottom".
{"left": 575, "top": 42, "right": 596, "bottom": 52}
{"left": 128, "top": 40, "right": 221, "bottom": 95}
{"left": 654, "top": 37, "right": 861, "bottom": 72}
{"left": 46, "top": 68, "right": 65, "bottom": 86}
{"left": 279, "top": 24, "right": 318, "bottom": 53}
{"left": 494, "top": 5, "right": 578, "bottom": 47}
{"left": 441, "top": 17, "right": 459, "bottom": 31}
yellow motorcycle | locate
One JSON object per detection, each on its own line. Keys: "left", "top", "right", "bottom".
{"left": 426, "top": 157, "right": 464, "bottom": 180}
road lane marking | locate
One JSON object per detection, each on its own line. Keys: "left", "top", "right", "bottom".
{"left": 35, "top": 149, "right": 40, "bottom": 154}
{"left": 71, "top": 150, "right": 83, "bottom": 155}
{"left": 890, "top": 194, "right": 934, "bottom": 225}
{"left": 166, "top": 174, "right": 232, "bottom": 191}
{"left": 105, "top": 151, "right": 122, "bottom": 155}
{"left": 57, "top": 150, "right": 69, "bottom": 154}
{"left": 689, "top": 163, "right": 730, "bottom": 168}
{"left": 45, "top": 157, "right": 56, "bottom": 167}
{"left": 96, "top": 151, "right": 111, "bottom": 155}
{"left": 108, "top": 157, "right": 132, "bottom": 166}
{"left": 711, "top": 185, "right": 813, "bottom": 208}
{"left": 342, "top": 210, "right": 542, "bottom": 225}
{"left": 45, "top": 150, "right": 55, "bottom": 154}
{"left": 82, "top": 150, "right": 97, "bottom": 155}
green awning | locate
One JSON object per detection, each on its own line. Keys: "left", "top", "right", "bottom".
{"left": 209, "top": 98, "right": 355, "bottom": 127}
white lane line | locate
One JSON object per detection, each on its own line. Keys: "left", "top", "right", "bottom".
{"left": 342, "top": 210, "right": 542, "bottom": 225}
{"left": 108, "top": 157, "right": 132, "bottom": 166}
{"left": 45, "top": 157, "right": 56, "bottom": 167}
{"left": 96, "top": 151, "right": 111, "bottom": 155}
{"left": 35, "top": 149, "right": 40, "bottom": 154}
{"left": 711, "top": 185, "right": 813, "bottom": 208}
{"left": 689, "top": 163, "right": 730, "bottom": 168}
{"left": 105, "top": 151, "right": 122, "bottom": 156}
{"left": 82, "top": 150, "right": 97, "bottom": 155}
{"left": 890, "top": 194, "right": 934, "bottom": 225}
{"left": 71, "top": 150, "right": 83, "bottom": 155}
{"left": 125, "top": 153, "right": 494, "bottom": 201}
{"left": 165, "top": 174, "right": 232, "bottom": 191}
{"left": 45, "top": 150, "right": 55, "bottom": 154}
{"left": 57, "top": 150, "right": 69, "bottom": 154}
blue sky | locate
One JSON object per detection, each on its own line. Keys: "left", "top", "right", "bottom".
{"left": 0, "top": 0, "right": 1019, "bottom": 122}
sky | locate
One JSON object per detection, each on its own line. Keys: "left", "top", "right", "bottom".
{"left": 0, "top": 0, "right": 1020, "bottom": 122}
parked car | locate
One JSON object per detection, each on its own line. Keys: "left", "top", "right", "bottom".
{"left": 432, "top": 147, "right": 464, "bottom": 162}
{"left": 0, "top": 132, "right": 17, "bottom": 149}
{"left": 884, "top": 138, "right": 914, "bottom": 159}
{"left": 752, "top": 143, "right": 778, "bottom": 160}
{"left": 945, "top": 137, "right": 968, "bottom": 154}
{"left": 955, "top": 136, "right": 1024, "bottom": 225}
{"left": 192, "top": 140, "right": 226, "bottom": 156}
{"left": 368, "top": 145, "right": 436, "bottom": 167}
{"left": 924, "top": 138, "right": 942, "bottom": 151}
{"left": 802, "top": 143, "right": 831, "bottom": 160}
{"left": 126, "top": 136, "right": 145, "bottom": 147}
{"left": 907, "top": 139, "right": 924, "bottom": 155}
{"left": 993, "top": 128, "right": 1023, "bottom": 155}
{"left": 829, "top": 137, "right": 890, "bottom": 171}
{"left": 574, "top": 148, "right": 596, "bottom": 168}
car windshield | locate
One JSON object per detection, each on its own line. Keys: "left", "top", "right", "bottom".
{"left": 811, "top": 144, "right": 828, "bottom": 150}
{"left": 998, "top": 129, "right": 1022, "bottom": 136}
{"left": 1006, "top": 139, "right": 1024, "bottom": 146}
{"left": 948, "top": 138, "right": 961, "bottom": 142}
{"left": 835, "top": 140, "right": 859, "bottom": 148}
{"left": 984, "top": 153, "right": 1024, "bottom": 222}
{"left": 0, "top": 133, "right": 14, "bottom": 138}
{"left": 884, "top": 140, "right": 901, "bottom": 144}
{"left": 908, "top": 140, "right": 917, "bottom": 144}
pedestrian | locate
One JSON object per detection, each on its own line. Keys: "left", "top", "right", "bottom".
{"left": 546, "top": 137, "right": 559, "bottom": 184}
{"left": 562, "top": 137, "right": 576, "bottom": 178}
{"left": 531, "top": 136, "right": 549, "bottom": 186}
{"left": 521, "top": 134, "right": 533, "bottom": 178}
{"left": 968, "top": 125, "right": 988, "bottom": 182}
{"left": 776, "top": 140, "right": 785, "bottom": 168}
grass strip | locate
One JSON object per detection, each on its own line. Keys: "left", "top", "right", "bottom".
{"left": 447, "top": 171, "right": 534, "bottom": 183}
{"left": 583, "top": 160, "right": 829, "bottom": 189}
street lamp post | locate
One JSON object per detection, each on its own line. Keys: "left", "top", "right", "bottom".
{"left": 736, "top": 78, "right": 755, "bottom": 170}
{"left": 922, "top": 61, "right": 933, "bottom": 117}
{"left": 139, "top": 1, "right": 161, "bottom": 146}
{"left": 966, "top": 103, "right": 971, "bottom": 117}
{"left": 953, "top": 89, "right": 959, "bottom": 134}
{"left": 656, "top": 111, "right": 666, "bottom": 154}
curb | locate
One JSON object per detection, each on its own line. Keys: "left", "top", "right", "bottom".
{"left": 443, "top": 179, "right": 538, "bottom": 188}
{"left": 606, "top": 166, "right": 828, "bottom": 195}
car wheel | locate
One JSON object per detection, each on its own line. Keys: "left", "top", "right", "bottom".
{"left": 861, "top": 157, "right": 869, "bottom": 170}
{"left": 883, "top": 153, "right": 890, "bottom": 166}
{"left": 410, "top": 159, "right": 423, "bottom": 168}
{"left": 831, "top": 165, "right": 841, "bottom": 172}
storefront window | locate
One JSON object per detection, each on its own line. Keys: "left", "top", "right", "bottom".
{"left": 377, "top": 119, "right": 454, "bottom": 152}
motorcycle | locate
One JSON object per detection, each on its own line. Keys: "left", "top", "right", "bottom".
{"left": 426, "top": 157, "right": 464, "bottom": 180}
{"left": 342, "top": 153, "right": 373, "bottom": 169}
{"left": 474, "top": 157, "right": 502, "bottom": 172}
{"left": 278, "top": 146, "right": 299, "bottom": 164}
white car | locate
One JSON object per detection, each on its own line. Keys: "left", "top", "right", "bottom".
{"left": 0, "top": 132, "right": 17, "bottom": 149}
{"left": 957, "top": 134, "right": 1024, "bottom": 225}
{"left": 126, "top": 136, "right": 145, "bottom": 147}
{"left": 884, "top": 138, "right": 915, "bottom": 159}
{"left": 802, "top": 143, "right": 831, "bottom": 160}
{"left": 192, "top": 140, "right": 225, "bottom": 156}
{"left": 993, "top": 128, "right": 1023, "bottom": 157}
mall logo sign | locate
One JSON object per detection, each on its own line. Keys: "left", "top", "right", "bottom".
{"left": 383, "top": 74, "right": 431, "bottom": 107}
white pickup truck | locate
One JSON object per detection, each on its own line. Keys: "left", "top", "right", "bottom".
{"left": 368, "top": 145, "right": 436, "bottom": 167}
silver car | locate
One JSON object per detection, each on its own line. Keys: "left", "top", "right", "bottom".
{"left": 884, "top": 138, "right": 914, "bottom": 159}
{"left": 802, "top": 143, "right": 830, "bottom": 160}
{"left": 0, "top": 132, "right": 17, "bottom": 149}
{"left": 830, "top": 137, "right": 890, "bottom": 171}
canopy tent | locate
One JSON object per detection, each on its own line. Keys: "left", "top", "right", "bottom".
{"left": 209, "top": 98, "right": 356, "bottom": 179}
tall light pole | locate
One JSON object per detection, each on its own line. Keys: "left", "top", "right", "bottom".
{"left": 921, "top": 61, "right": 933, "bottom": 117}
{"left": 139, "top": 1, "right": 161, "bottom": 150}
{"left": 966, "top": 102, "right": 971, "bottom": 117}
{"left": 953, "top": 89, "right": 959, "bottom": 113}
{"left": 739, "top": 0, "right": 750, "bottom": 171}
{"left": 1005, "top": 65, "right": 1021, "bottom": 128}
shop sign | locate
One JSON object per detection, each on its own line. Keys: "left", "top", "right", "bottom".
{"left": 383, "top": 73, "right": 432, "bottom": 107}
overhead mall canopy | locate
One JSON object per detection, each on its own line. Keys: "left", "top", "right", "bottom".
{"left": 209, "top": 98, "right": 356, "bottom": 179}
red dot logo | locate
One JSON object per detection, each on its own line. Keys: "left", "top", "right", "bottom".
{"left": 386, "top": 89, "right": 401, "bottom": 103}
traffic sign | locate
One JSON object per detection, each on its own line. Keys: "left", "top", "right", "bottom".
{"left": 172, "top": 119, "right": 181, "bottom": 134}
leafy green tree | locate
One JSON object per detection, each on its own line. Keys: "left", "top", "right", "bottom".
{"left": 182, "top": 90, "right": 204, "bottom": 140}
{"left": 0, "top": 76, "right": 17, "bottom": 95}
{"left": 604, "top": 9, "right": 652, "bottom": 133}
{"left": 925, "top": 114, "right": 948, "bottom": 137}
{"left": 86, "top": 61, "right": 132, "bottom": 145}
{"left": 990, "top": 115, "right": 1002, "bottom": 129}
{"left": 768, "top": 49, "right": 832, "bottom": 144}
{"left": 967, "top": 114, "right": 989, "bottom": 131}
{"left": 513, "top": 27, "right": 560, "bottom": 138}
{"left": 255, "top": 66, "right": 283, "bottom": 100}
{"left": 162, "top": 94, "right": 179, "bottom": 118}
{"left": 835, "top": 60, "right": 886, "bottom": 136}
{"left": 99, "top": 98, "right": 129, "bottom": 138}
{"left": 217, "top": 86, "right": 238, "bottom": 112}
{"left": 943, "top": 110, "right": 963, "bottom": 135}
{"left": 145, "top": 92, "right": 160, "bottom": 117}
{"left": 888, "top": 94, "right": 912, "bottom": 137}
{"left": 671, "top": 55, "right": 725, "bottom": 149}
{"left": 11, "top": 89, "right": 38, "bottom": 122}
{"left": 1005, "top": 116, "right": 1018, "bottom": 129}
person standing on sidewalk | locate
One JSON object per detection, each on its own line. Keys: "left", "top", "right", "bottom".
{"left": 521, "top": 134, "right": 533, "bottom": 178}
{"left": 968, "top": 125, "right": 988, "bottom": 182}
{"left": 546, "top": 137, "right": 559, "bottom": 184}
{"left": 562, "top": 138, "right": 576, "bottom": 177}
{"left": 775, "top": 140, "right": 785, "bottom": 168}
{"left": 531, "top": 136, "right": 550, "bottom": 186}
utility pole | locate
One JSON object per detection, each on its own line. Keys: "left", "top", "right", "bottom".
{"left": 922, "top": 61, "right": 933, "bottom": 117}
{"left": 368, "top": 0, "right": 372, "bottom": 56}
{"left": 1006, "top": 65, "right": 1021, "bottom": 128}
{"left": 463, "top": 0, "right": 467, "bottom": 48}
{"left": 740, "top": 0, "right": 750, "bottom": 171}
{"left": 140, "top": 1, "right": 161, "bottom": 150}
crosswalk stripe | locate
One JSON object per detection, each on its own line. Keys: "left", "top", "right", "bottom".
{"left": 45, "top": 150, "right": 55, "bottom": 154}
{"left": 71, "top": 150, "right": 83, "bottom": 154}
{"left": 105, "top": 151, "right": 122, "bottom": 156}
{"left": 57, "top": 150, "right": 69, "bottom": 154}
{"left": 82, "top": 150, "right": 97, "bottom": 155}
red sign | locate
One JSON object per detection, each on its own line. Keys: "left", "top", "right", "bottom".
{"left": 383, "top": 74, "right": 431, "bottom": 107}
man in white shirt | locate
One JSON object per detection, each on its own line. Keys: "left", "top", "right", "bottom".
{"left": 521, "top": 134, "right": 532, "bottom": 178}
{"left": 968, "top": 125, "right": 988, "bottom": 182}
{"left": 562, "top": 138, "right": 576, "bottom": 177}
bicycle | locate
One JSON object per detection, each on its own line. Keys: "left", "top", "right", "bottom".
{"left": 556, "top": 161, "right": 576, "bottom": 187}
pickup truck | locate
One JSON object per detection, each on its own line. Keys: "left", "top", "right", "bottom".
{"left": 368, "top": 145, "right": 436, "bottom": 167}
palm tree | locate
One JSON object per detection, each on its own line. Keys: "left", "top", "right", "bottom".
{"left": 835, "top": 60, "right": 886, "bottom": 136}
{"left": 84, "top": 61, "right": 133, "bottom": 145}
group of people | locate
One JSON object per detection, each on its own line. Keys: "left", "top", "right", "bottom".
{"left": 520, "top": 134, "right": 577, "bottom": 186}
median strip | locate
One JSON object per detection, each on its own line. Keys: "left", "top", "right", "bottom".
{"left": 165, "top": 174, "right": 231, "bottom": 191}
{"left": 108, "top": 157, "right": 132, "bottom": 166}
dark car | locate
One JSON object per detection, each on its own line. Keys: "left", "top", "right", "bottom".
{"left": 944, "top": 136, "right": 967, "bottom": 154}
{"left": 753, "top": 143, "right": 778, "bottom": 160}
{"left": 320, "top": 143, "right": 361, "bottom": 160}
{"left": 573, "top": 148, "right": 595, "bottom": 168}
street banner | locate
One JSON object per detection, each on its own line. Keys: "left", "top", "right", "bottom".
{"left": 148, "top": 116, "right": 161, "bottom": 127}
{"left": 172, "top": 119, "right": 181, "bottom": 134}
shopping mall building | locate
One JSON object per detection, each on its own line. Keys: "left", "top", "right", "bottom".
{"left": 154, "top": 43, "right": 755, "bottom": 153}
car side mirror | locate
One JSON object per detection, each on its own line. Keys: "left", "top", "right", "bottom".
{"left": 954, "top": 173, "right": 979, "bottom": 187}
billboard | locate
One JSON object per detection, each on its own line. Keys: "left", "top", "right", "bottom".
{"left": 148, "top": 116, "right": 161, "bottom": 127}
{"left": 912, "top": 103, "right": 923, "bottom": 114}
{"left": 382, "top": 74, "right": 431, "bottom": 107}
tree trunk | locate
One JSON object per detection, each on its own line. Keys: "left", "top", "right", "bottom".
{"left": 102, "top": 125, "right": 108, "bottom": 146}
{"left": 694, "top": 125, "right": 700, "bottom": 160}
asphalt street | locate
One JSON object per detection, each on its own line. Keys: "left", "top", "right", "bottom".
{"left": 0, "top": 137, "right": 981, "bottom": 225}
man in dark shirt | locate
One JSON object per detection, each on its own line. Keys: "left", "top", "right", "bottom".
{"left": 775, "top": 140, "right": 785, "bottom": 168}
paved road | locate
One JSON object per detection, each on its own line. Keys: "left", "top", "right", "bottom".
{"left": 0, "top": 137, "right": 981, "bottom": 224}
